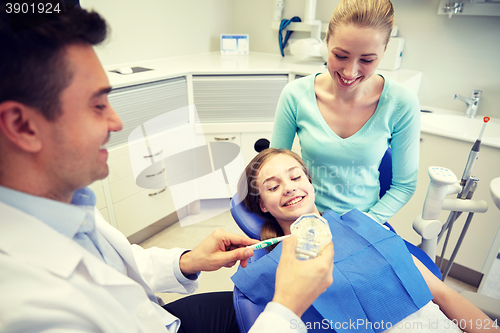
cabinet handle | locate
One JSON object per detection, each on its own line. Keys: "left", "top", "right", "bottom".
{"left": 420, "top": 137, "right": 425, "bottom": 142}
{"left": 214, "top": 137, "right": 236, "bottom": 141}
{"left": 146, "top": 168, "right": 165, "bottom": 178}
{"left": 148, "top": 188, "right": 166, "bottom": 196}
{"left": 144, "top": 149, "right": 163, "bottom": 158}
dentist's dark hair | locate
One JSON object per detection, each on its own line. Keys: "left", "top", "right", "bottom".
{"left": 238, "top": 148, "right": 313, "bottom": 242}
{"left": 0, "top": 4, "right": 108, "bottom": 121}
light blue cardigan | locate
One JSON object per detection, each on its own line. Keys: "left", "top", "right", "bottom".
{"left": 271, "top": 74, "right": 420, "bottom": 223}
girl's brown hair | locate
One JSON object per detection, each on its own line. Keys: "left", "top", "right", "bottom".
{"left": 237, "top": 148, "right": 313, "bottom": 241}
{"left": 326, "top": 0, "right": 394, "bottom": 46}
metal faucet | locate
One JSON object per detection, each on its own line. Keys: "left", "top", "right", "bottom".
{"left": 453, "top": 90, "right": 482, "bottom": 118}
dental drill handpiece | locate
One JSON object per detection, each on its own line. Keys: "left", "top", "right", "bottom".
{"left": 460, "top": 117, "right": 490, "bottom": 188}
{"left": 422, "top": 167, "right": 458, "bottom": 220}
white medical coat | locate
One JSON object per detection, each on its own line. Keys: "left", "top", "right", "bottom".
{"left": 0, "top": 201, "right": 304, "bottom": 333}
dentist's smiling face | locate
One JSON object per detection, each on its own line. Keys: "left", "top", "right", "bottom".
{"left": 41, "top": 44, "right": 123, "bottom": 196}
{"left": 256, "top": 154, "right": 318, "bottom": 233}
{"left": 326, "top": 24, "right": 386, "bottom": 93}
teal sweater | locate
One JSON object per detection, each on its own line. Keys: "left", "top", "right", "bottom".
{"left": 271, "top": 74, "right": 420, "bottom": 223}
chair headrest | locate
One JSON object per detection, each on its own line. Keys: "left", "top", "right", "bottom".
{"left": 230, "top": 193, "right": 266, "bottom": 240}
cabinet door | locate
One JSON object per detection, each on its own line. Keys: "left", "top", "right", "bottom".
{"left": 240, "top": 132, "right": 272, "bottom": 165}
{"left": 196, "top": 133, "right": 243, "bottom": 199}
{"left": 192, "top": 75, "right": 288, "bottom": 123}
{"left": 104, "top": 77, "right": 189, "bottom": 236}
{"left": 108, "top": 77, "right": 189, "bottom": 149}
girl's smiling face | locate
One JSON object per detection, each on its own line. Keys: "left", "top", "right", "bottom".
{"left": 256, "top": 153, "right": 318, "bottom": 234}
{"left": 326, "top": 24, "right": 386, "bottom": 93}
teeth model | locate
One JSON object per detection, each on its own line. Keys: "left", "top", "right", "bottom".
{"left": 290, "top": 214, "right": 332, "bottom": 260}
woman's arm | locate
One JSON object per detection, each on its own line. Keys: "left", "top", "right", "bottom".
{"left": 367, "top": 85, "right": 420, "bottom": 223}
{"left": 270, "top": 81, "right": 300, "bottom": 150}
{"left": 412, "top": 255, "right": 499, "bottom": 332}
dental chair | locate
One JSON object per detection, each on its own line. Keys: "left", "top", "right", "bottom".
{"left": 230, "top": 148, "right": 443, "bottom": 333}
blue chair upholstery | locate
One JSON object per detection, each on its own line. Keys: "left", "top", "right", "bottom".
{"left": 230, "top": 147, "right": 441, "bottom": 332}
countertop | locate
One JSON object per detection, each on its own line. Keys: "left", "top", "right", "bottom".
{"left": 104, "top": 52, "right": 422, "bottom": 89}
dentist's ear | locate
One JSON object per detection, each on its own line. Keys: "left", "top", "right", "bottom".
{"left": 0, "top": 101, "right": 43, "bottom": 153}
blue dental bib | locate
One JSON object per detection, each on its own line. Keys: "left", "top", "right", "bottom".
{"left": 231, "top": 209, "right": 433, "bottom": 332}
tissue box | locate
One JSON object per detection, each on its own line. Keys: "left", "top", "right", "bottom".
{"left": 377, "top": 37, "right": 405, "bottom": 71}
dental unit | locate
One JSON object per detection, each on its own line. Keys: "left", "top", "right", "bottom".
{"left": 413, "top": 117, "right": 490, "bottom": 280}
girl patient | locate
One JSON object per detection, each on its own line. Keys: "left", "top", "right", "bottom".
{"left": 232, "top": 148, "right": 498, "bottom": 333}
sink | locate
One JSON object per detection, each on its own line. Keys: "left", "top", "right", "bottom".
{"left": 491, "top": 177, "right": 500, "bottom": 210}
{"left": 420, "top": 106, "right": 500, "bottom": 149}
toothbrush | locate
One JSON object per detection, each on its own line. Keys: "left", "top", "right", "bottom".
{"left": 460, "top": 116, "right": 490, "bottom": 186}
{"left": 246, "top": 235, "right": 291, "bottom": 250}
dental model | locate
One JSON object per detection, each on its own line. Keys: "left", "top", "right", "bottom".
{"left": 291, "top": 214, "right": 332, "bottom": 260}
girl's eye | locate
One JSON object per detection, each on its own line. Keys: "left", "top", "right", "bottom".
{"left": 335, "top": 54, "right": 347, "bottom": 60}
{"left": 361, "top": 59, "right": 374, "bottom": 63}
{"left": 95, "top": 105, "right": 106, "bottom": 111}
{"left": 292, "top": 176, "right": 302, "bottom": 181}
{"left": 269, "top": 185, "right": 279, "bottom": 192}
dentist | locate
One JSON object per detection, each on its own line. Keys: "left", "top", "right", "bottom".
{"left": 0, "top": 4, "right": 333, "bottom": 333}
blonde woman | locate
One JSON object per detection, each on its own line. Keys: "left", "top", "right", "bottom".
{"left": 233, "top": 148, "right": 498, "bottom": 333}
{"left": 271, "top": 0, "right": 419, "bottom": 223}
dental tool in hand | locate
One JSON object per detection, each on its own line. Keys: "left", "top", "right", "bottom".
{"left": 246, "top": 235, "right": 291, "bottom": 250}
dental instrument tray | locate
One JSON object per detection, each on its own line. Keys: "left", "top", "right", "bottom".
{"left": 291, "top": 213, "right": 331, "bottom": 260}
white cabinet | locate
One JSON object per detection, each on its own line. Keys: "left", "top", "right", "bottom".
{"left": 96, "top": 77, "right": 190, "bottom": 238}
{"left": 96, "top": 73, "right": 289, "bottom": 237}
{"left": 107, "top": 143, "right": 177, "bottom": 237}
{"left": 196, "top": 132, "right": 243, "bottom": 200}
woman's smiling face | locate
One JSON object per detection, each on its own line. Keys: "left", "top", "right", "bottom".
{"left": 256, "top": 153, "right": 317, "bottom": 233}
{"left": 326, "top": 24, "right": 387, "bottom": 93}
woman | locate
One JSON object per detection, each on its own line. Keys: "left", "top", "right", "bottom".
{"left": 233, "top": 148, "right": 497, "bottom": 333}
{"left": 271, "top": 0, "right": 419, "bottom": 223}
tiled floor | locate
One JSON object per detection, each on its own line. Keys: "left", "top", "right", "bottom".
{"left": 139, "top": 199, "right": 500, "bottom": 305}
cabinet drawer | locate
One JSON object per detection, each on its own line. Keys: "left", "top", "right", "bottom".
{"left": 113, "top": 187, "right": 176, "bottom": 237}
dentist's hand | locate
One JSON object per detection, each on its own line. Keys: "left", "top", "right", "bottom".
{"left": 179, "top": 228, "right": 259, "bottom": 275}
{"left": 273, "top": 235, "right": 334, "bottom": 317}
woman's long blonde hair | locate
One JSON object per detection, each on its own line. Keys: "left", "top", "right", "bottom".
{"left": 237, "top": 148, "right": 313, "bottom": 241}
{"left": 326, "top": 0, "right": 394, "bottom": 46}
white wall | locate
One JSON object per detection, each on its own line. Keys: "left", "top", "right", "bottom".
{"left": 82, "top": 0, "right": 232, "bottom": 66}
{"left": 231, "top": 0, "right": 500, "bottom": 118}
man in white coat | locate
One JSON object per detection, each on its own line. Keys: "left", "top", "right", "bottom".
{"left": 0, "top": 4, "right": 334, "bottom": 333}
